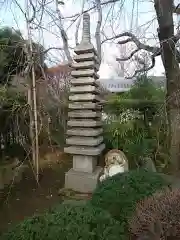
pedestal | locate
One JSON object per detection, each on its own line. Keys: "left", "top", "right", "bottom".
{"left": 65, "top": 166, "right": 102, "bottom": 193}
{"left": 73, "top": 155, "right": 97, "bottom": 173}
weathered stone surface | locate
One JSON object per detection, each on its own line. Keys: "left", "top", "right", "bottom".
{"left": 100, "top": 149, "right": 129, "bottom": 182}
{"left": 68, "top": 110, "right": 101, "bottom": 118}
{"left": 58, "top": 188, "right": 92, "bottom": 200}
{"left": 74, "top": 44, "right": 99, "bottom": 57}
{"left": 74, "top": 43, "right": 95, "bottom": 54}
{"left": 64, "top": 143, "right": 105, "bottom": 155}
{"left": 65, "top": 166, "right": 102, "bottom": 193}
{"left": 69, "top": 94, "right": 101, "bottom": 102}
{"left": 72, "top": 61, "right": 98, "bottom": 70}
{"left": 74, "top": 53, "right": 99, "bottom": 64}
{"left": 66, "top": 136, "right": 103, "bottom": 146}
{"left": 71, "top": 77, "right": 98, "bottom": 86}
{"left": 64, "top": 13, "right": 104, "bottom": 193}
{"left": 71, "top": 69, "right": 99, "bottom": 79}
{"left": 67, "top": 128, "right": 103, "bottom": 136}
{"left": 70, "top": 85, "right": 99, "bottom": 94}
{"left": 69, "top": 102, "right": 101, "bottom": 110}
{"left": 73, "top": 155, "right": 97, "bottom": 173}
{"left": 67, "top": 120, "right": 102, "bottom": 127}
{"left": 80, "top": 12, "right": 91, "bottom": 44}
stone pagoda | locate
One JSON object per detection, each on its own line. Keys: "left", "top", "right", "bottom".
{"left": 64, "top": 13, "right": 105, "bottom": 193}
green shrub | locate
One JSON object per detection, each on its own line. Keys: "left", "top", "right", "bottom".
{"left": 1, "top": 204, "right": 125, "bottom": 240}
{"left": 90, "top": 170, "right": 170, "bottom": 230}
{"left": 103, "top": 76, "right": 168, "bottom": 171}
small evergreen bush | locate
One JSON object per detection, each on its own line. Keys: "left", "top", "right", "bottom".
{"left": 1, "top": 204, "right": 124, "bottom": 240}
{"left": 90, "top": 170, "right": 170, "bottom": 232}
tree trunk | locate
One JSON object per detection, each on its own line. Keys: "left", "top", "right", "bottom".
{"left": 154, "top": 0, "right": 180, "bottom": 175}
{"left": 28, "top": 79, "right": 36, "bottom": 167}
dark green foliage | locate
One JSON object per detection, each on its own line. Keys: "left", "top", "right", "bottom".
{"left": 105, "top": 76, "right": 165, "bottom": 115}
{"left": 0, "top": 88, "right": 30, "bottom": 161}
{"left": 103, "top": 75, "right": 168, "bottom": 170}
{"left": 1, "top": 204, "right": 124, "bottom": 240}
{"left": 0, "top": 28, "right": 25, "bottom": 85}
{"left": 90, "top": 170, "right": 170, "bottom": 234}
{"left": 103, "top": 116, "right": 155, "bottom": 169}
{"left": 0, "top": 27, "right": 47, "bottom": 163}
{"left": 0, "top": 27, "right": 46, "bottom": 85}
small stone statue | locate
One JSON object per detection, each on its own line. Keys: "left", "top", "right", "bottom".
{"left": 99, "top": 149, "right": 129, "bottom": 182}
{"left": 140, "top": 157, "right": 157, "bottom": 172}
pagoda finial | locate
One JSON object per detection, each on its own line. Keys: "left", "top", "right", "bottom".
{"left": 81, "top": 13, "right": 91, "bottom": 43}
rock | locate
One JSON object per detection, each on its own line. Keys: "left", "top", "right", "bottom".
{"left": 58, "top": 187, "right": 92, "bottom": 200}
{"left": 141, "top": 157, "right": 157, "bottom": 172}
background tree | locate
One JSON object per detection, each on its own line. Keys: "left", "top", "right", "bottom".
{"left": 0, "top": 28, "right": 26, "bottom": 85}
{"left": 102, "top": 0, "right": 180, "bottom": 175}
{"left": 0, "top": 26, "right": 47, "bottom": 163}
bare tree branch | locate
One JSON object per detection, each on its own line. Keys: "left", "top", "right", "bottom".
{"left": 127, "top": 54, "right": 156, "bottom": 79}
{"left": 103, "top": 32, "right": 160, "bottom": 54}
{"left": 63, "top": 0, "right": 120, "bottom": 20}
{"left": 173, "top": 3, "right": 180, "bottom": 14}
{"left": 95, "top": 0, "right": 102, "bottom": 62}
{"left": 43, "top": 46, "right": 73, "bottom": 54}
{"left": 116, "top": 49, "right": 140, "bottom": 62}
{"left": 32, "top": 0, "right": 46, "bottom": 29}
{"left": 114, "top": 28, "right": 180, "bottom": 78}
{"left": 28, "top": 0, "right": 36, "bottom": 23}
{"left": 109, "top": 32, "right": 161, "bottom": 78}
{"left": 55, "top": 0, "right": 73, "bottom": 63}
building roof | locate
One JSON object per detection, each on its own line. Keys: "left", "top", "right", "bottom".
{"left": 98, "top": 76, "right": 166, "bottom": 93}
{"left": 45, "top": 63, "right": 166, "bottom": 93}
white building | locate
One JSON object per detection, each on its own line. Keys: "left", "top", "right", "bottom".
{"left": 98, "top": 76, "right": 166, "bottom": 93}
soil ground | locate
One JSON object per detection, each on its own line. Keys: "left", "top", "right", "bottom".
{"left": 0, "top": 157, "right": 72, "bottom": 233}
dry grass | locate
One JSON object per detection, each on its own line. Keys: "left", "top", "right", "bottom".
{"left": 39, "top": 150, "right": 71, "bottom": 168}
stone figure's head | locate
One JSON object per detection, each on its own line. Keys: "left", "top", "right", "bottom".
{"left": 105, "top": 149, "right": 128, "bottom": 166}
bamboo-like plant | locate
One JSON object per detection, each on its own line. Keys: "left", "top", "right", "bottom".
{"left": 103, "top": 75, "right": 168, "bottom": 170}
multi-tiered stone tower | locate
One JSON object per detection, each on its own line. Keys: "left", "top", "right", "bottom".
{"left": 64, "top": 13, "right": 105, "bottom": 193}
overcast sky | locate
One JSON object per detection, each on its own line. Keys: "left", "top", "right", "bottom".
{"left": 1, "top": 0, "right": 179, "bottom": 78}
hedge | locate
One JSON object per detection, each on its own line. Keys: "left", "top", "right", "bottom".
{"left": 0, "top": 204, "right": 126, "bottom": 240}
{"left": 90, "top": 169, "right": 170, "bottom": 234}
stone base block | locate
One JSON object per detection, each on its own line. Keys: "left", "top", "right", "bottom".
{"left": 65, "top": 166, "right": 102, "bottom": 193}
{"left": 73, "top": 155, "right": 97, "bottom": 173}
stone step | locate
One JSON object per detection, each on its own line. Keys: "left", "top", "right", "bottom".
{"left": 66, "top": 136, "right": 103, "bottom": 146}
{"left": 74, "top": 53, "right": 99, "bottom": 64}
{"left": 69, "top": 93, "right": 101, "bottom": 102}
{"left": 74, "top": 43, "right": 97, "bottom": 55}
{"left": 72, "top": 61, "right": 98, "bottom": 71}
{"left": 64, "top": 143, "right": 105, "bottom": 156}
{"left": 68, "top": 110, "right": 101, "bottom": 118}
{"left": 70, "top": 85, "right": 100, "bottom": 94}
{"left": 67, "top": 128, "right": 103, "bottom": 136}
{"left": 70, "top": 77, "right": 99, "bottom": 86}
{"left": 67, "top": 120, "right": 102, "bottom": 127}
{"left": 71, "top": 69, "right": 99, "bottom": 79}
{"left": 69, "top": 102, "right": 101, "bottom": 110}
